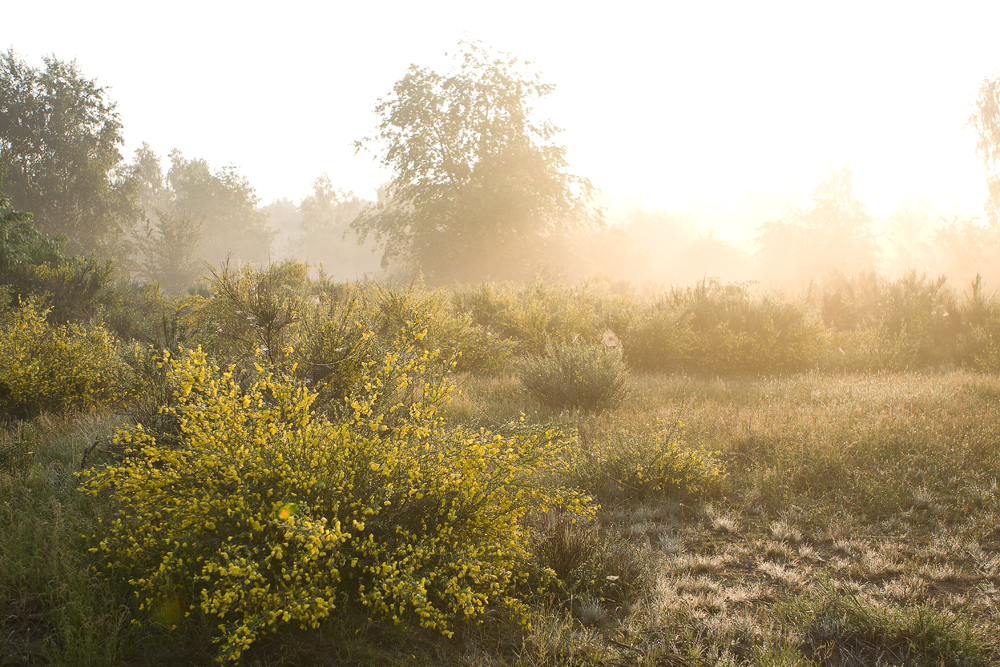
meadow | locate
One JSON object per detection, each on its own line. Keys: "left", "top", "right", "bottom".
{"left": 2, "top": 264, "right": 1000, "bottom": 666}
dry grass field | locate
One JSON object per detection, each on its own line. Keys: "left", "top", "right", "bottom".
{"left": 4, "top": 368, "right": 999, "bottom": 666}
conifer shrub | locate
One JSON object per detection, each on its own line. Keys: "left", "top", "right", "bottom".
{"left": 565, "top": 423, "right": 723, "bottom": 504}
{"left": 515, "top": 340, "right": 629, "bottom": 412}
{"left": 92, "top": 277, "right": 173, "bottom": 344}
{"left": 953, "top": 275, "right": 1000, "bottom": 371}
{"left": 622, "top": 308, "right": 695, "bottom": 373}
{"left": 80, "top": 328, "right": 592, "bottom": 663}
{"left": 0, "top": 297, "right": 133, "bottom": 419}
{"left": 679, "top": 280, "right": 823, "bottom": 373}
{"left": 369, "top": 284, "right": 514, "bottom": 375}
{"left": 815, "top": 270, "right": 962, "bottom": 369}
{"left": 203, "top": 259, "right": 310, "bottom": 371}
{"left": 624, "top": 279, "right": 823, "bottom": 374}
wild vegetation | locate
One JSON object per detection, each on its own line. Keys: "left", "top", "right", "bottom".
{"left": 5, "top": 40, "right": 1000, "bottom": 666}
{"left": 1, "top": 253, "right": 999, "bottom": 665}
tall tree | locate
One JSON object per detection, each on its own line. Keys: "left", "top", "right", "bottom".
{"left": 754, "top": 166, "right": 879, "bottom": 285}
{"left": 126, "top": 146, "right": 272, "bottom": 291}
{"left": 133, "top": 209, "right": 202, "bottom": 295}
{"left": 167, "top": 149, "right": 272, "bottom": 266}
{"left": 352, "top": 40, "right": 600, "bottom": 284}
{"left": 970, "top": 75, "right": 1000, "bottom": 224}
{"left": 0, "top": 50, "right": 140, "bottom": 255}
{"left": 289, "top": 174, "right": 379, "bottom": 277}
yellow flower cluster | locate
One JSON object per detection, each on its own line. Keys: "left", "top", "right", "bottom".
{"left": 81, "top": 327, "right": 590, "bottom": 663}
{"left": 0, "top": 298, "right": 133, "bottom": 417}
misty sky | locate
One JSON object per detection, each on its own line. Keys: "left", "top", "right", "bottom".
{"left": 5, "top": 0, "right": 1000, "bottom": 241}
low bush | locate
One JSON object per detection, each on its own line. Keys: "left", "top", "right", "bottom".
{"left": 813, "top": 270, "right": 963, "bottom": 369}
{"left": 623, "top": 279, "right": 823, "bottom": 374}
{"left": 515, "top": 339, "right": 629, "bottom": 412}
{"left": 0, "top": 297, "right": 134, "bottom": 419}
{"left": 80, "top": 329, "right": 592, "bottom": 663}
{"left": 369, "top": 284, "right": 515, "bottom": 375}
{"left": 453, "top": 282, "right": 604, "bottom": 358}
{"left": 288, "top": 285, "right": 375, "bottom": 412}
{"left": 622, "top": 308, "right": 694, "bottom": 373}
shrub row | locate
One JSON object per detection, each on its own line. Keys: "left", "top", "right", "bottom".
{"left": 11, "top": 259, "right": 1000, "bottom": 423}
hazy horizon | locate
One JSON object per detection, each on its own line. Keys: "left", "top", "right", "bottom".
{"left": 6, "top": 1, "right": 1000, "bottom": 247}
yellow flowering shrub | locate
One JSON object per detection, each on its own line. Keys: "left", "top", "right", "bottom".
{"left": 566, "top": 422, "right": 724, "bottom": 504}
{"left": 80, "top": 327, "right": 590, "bottom": 663}
{"left": 0, "top": 297, "right": 133, "bottom": 418}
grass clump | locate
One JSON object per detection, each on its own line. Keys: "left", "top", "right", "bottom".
{"left": 528, "top": 513, "right": 649, "bottom": 612}
{"left": 80, "top": 327, "right": 592, "bottom": 663}
{"left": 567, "top": 422, "right": 724, "bottom": 505}
{"left": 0, "top": 413, "right": 137, "bottom": 667}
{"left": 778, "top": 582, "right": 989, "bottom": 666}
{"left": 515, "top": 339, "right": 629, "bottom": 412}
{"left": 0, "top": 421, "right": 35, "bottom": 475}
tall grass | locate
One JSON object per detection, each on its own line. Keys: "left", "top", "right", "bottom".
{"left": 0, "top": 412, "right": 144, "bottom": 667}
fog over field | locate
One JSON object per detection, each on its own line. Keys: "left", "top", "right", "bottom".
{"left": 11, "top": 6, "right": 1000, "bottom": 664}
{"left": 5, "top": 1, "right": 1000, "bottom": 289}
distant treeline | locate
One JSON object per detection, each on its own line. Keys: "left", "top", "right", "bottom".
{"left": 6, "top": 50, "right": 1000, "bottom": 294}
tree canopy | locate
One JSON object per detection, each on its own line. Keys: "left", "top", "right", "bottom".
{"left": 971, "top": 74, "right": 1000, "bottom": 224}
{"left": 127, "top": 144, "right": 272, "bottom": 292}
{"left": 754, "top": 166, "right": 879, "bottom": 284}
{"left": 352, "top": 41, "right": 600, "bottom": 284}
{"left": 0, "top": 50, "right": 140, "bottom": 256}
{"left": 288, "top": 175, "right": 379, "bottom": 277}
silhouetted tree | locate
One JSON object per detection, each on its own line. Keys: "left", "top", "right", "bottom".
{"left": 352, "top": 40, "right": 600, "bottom": 284}
{"left": 755, "top": 166, "right": 879, "bottom": 285}
{"left": 971, "top": 74, "right": 1000, "bottom": 224}
{"left": 134, "top": 209, "right": 202, "bottom": 295}
{"left": 125, "top": 146, "right": 272, "bottom": 291}
{"left": 167, "top": 149, "right": 271, "bottom": 266}
{"left": 290, "top": 174, "right": 378, "bottom": 277}
{"left": 0, "top": 50, "right": 140, "bottom": 255}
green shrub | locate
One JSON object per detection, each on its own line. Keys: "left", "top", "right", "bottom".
{"left": 623, "top": 279, "right": 822, "bottom": 374}
{"left": 91, "top": 277, "right": 173, "bottom": 344}
{"left": 453, "top": 282, "right": 604, "bottom": 358}
{"left": 678, "top": 280, "right": 823, "bottom": 373}
{"left": 369, "top": 284, "right": 515, "bottom": 376}
{"left": 565, "top": 422, "right": 724, "bottom": 504}
{"left": 288, "top": 286, "right": 374, "bottom": 411}
{"left": 0, "top": 298, "right": 134, "bottom": 419}
{"left": 515, "top": 340, "right": 629, "bottom": 412}
{"left": 814, "top": 270, "right": 962, "bottom": 369}
{"left": 622, "top": 308, "right": 695, "bottom": 373}
{"left": 80, "top": 330, "right": 592, "bottom": 663}
{"left": 956, "top": 275, "right": 1000, "bottom": 371}
{"left": 202, "top": 259, "right": 310, "bottom": 370}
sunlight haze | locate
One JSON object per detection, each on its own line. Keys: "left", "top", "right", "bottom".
{"left": 5, "top": 0, "right": 999, "bottom": 242}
